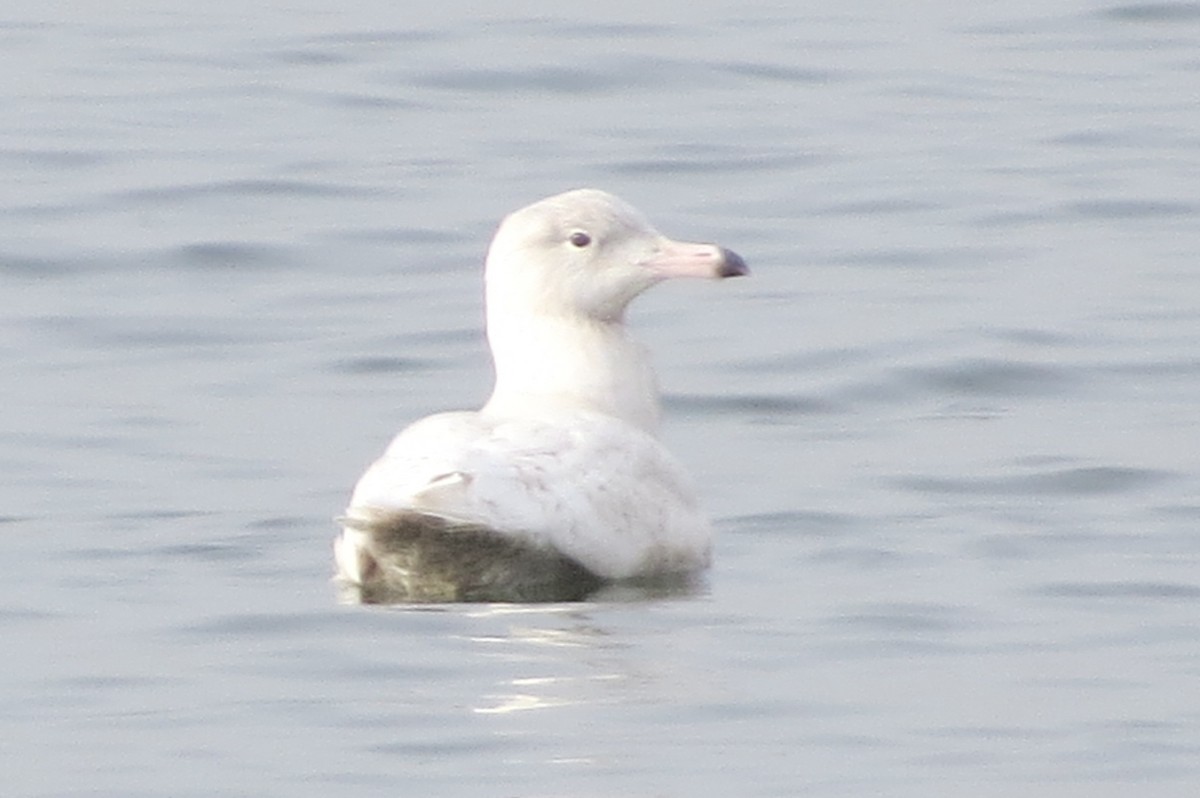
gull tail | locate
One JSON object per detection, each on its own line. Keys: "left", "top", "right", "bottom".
{"left": 333, "top": 509, "right": 603, "bottom": 604}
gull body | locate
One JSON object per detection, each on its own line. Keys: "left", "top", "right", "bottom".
{"left": 334, "top": 189, "right": 747, "bottom": 603}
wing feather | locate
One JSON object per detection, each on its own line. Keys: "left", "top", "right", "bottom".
{"left": 344, "top": 410, "right": 710, "bottom": 579}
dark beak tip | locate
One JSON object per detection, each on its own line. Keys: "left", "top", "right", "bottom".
{"left": 718, "top": 247, "right": 749, "bottom": 279}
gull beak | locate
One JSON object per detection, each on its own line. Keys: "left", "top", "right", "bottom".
{"left": 643, "top": 239, "right": 749, "bottom": 280}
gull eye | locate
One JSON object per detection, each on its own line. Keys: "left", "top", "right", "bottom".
{"left": 569, "top": 231, "right": 592, "bottom": 248}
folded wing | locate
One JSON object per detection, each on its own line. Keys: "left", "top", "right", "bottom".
{"left": 341, "top": 410, "right": 712, "bottom": 581}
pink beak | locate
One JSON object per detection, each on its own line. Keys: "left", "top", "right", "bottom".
{"left": 643, "top": 239, "right": 749, "bottom": 280}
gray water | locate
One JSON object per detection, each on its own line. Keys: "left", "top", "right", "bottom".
{"left": 4, "top": 1, "right": 1199, "bottom": 795}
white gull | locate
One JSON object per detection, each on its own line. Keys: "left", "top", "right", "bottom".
{"left": 334, "top": 188, "right": 747, "bottom": 602}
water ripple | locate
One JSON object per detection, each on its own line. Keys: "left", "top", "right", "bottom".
{"left": 895, "top": 466, "right": 1173, "bottom": 497}
{"left": 415, "top": 65, "right": 640, "bottom": 94}
{"left": 1066, "top": 199, "right": 1196, "bottom": 220}
{"left": 666, "top": 392, "right": 839, "bottom": 418}
{"left": 170, "top": 241, "right": 295, "bottom": 270}
{"left": 302, "top": 28, "right": 448, "bottom": 50}
{"left": 529, "top": 20, "right": 675, "bottom": 38}
{"left": 1100, "top": 3, "right": 1200, "bottom": 23}
{"left": 608, "top": 149, "right": 821, "bottom": 176}
{"left": 33, "top": 314, "right": 284, "bottom": 349}
{"left": 0, "top": 148, "right": 111, "bottom": 167}
{"left": 1037, "top": 581, "right": 1200, "bottom": 599}
{"left": 331, "top": 355, "right": 436, "bottom": 375}
{"left": 0, "top": 254, "right": 79, "bottom": 277}
{"left": 836, "top": 602, "right": 975, "bottom": 634}
{"left": 900, "top": 358, "right": 1079, "bottom": 398}
{"left": 118, "top": 178, "right": 384, "bottom": 203}
{"left": 727, "top": 510, "right": 862, "bottom": 537}
{"left": 714, "top": 61, "right": 840, "bottom": 84}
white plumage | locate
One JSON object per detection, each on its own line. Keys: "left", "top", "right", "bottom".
{"left": 335, "top": 189, "right": 747, "bottom": 602}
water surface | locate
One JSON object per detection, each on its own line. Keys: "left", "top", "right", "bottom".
{"left": 3, "top": 2, "right": 1199, "bottom": 796}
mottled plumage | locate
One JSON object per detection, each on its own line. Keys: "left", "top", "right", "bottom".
{"left": 334, "top": 189, "right": 747, "bottom": 603}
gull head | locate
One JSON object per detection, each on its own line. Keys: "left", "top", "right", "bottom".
{"left": 484, "top": 189, "right": 748, "bottom": 323}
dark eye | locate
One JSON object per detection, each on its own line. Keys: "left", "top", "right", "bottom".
{"left": 569, "top": 231, "right": 592, "bottom": 248}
